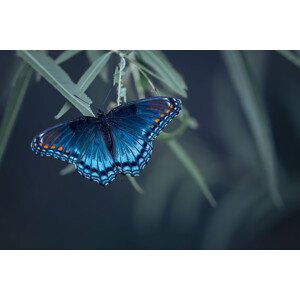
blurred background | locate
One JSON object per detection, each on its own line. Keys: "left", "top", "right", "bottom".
{"left": 0, "top": 50, "right": 299, "bottom": 249}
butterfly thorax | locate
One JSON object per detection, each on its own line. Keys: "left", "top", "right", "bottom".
{"left": 95, "top": 114, "right": 114, "bottom": 157}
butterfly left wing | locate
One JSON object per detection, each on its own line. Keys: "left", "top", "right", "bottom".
{"left": 31, "top": 118, "right": 93, "bottom": 164}
{"left": 106, "top": 97, "right": 182, "bottom": 176}
{"left": 31, "top": 117, "right": 116, "bottom": 186}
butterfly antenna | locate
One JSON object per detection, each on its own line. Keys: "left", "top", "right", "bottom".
{"left": 75, "top": 86, "right": 114, "bottom": 116}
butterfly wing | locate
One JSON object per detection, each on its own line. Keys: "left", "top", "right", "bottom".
{"left": 31, "top": 117, "right": 116, "bottom": 186}
{"left": 109, "top": 126, "right": 154, "bottom": 176}
{"left": 74, "top": 124, "right": 116, "bottom": 186}
{"left": 106, "top": 97, "right": 182, "bottom": 176}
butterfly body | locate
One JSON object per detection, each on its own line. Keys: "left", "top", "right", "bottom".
{"left": 31, "top": 97, "right": 182, "bottom": 186}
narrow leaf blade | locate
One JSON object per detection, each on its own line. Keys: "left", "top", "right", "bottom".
{"left": 276, "top": 50, "right": 300, "bottom": 68}
{"left": 222, "top": 50, "right": 283, "bottom": 208}
{"left": 55, "top": 50, "right": 82, "bottom": 64}
{"left": 17, "top": 50, "right": 94, "bottom": 117}
{"left": 0, "top": 62, "right": 33, "bottom": 166}
{"left": 54, "top": 101, "right": 71, "bottom": 119}
{"left": 78, "top": 51, "right": 112, "bottom": 92}
{"left": 138, "top": 50, "right": 187, "bottom": 97}
{"left": 86, "top": 50, "right": 110, "bottom": 83}
{"left": 60, "top": 164, "right": 76, "bottom": 176}
{"left": 127, "top": 176, "right": 144, "bottom": 194}
{"left": 166, "top": 139, "right": 217, "bottom": 207}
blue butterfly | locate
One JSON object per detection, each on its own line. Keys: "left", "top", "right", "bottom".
{"left": 31, "top": 97, "right": 182, "bottom": 186}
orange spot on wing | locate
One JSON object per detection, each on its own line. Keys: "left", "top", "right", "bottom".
{"left": 154, "top": 118, "right": 160, "bottom": 123}
{"left": 65, "top": 149, "right": 70, "bottom": 154}
{"left": 44, "top": 145, "right": 49, "bottom": 149}
{"left": 51, "top": 146, "right": 56, "bottom": 149}
{"left": 57, "top": 146, "right": 63, "bottom": 151}
{"left": 150, "top": 125, "right": 155, "bottom": 129}
{"left": 160, "top": 114, "right": 165, "bottom": 118}
{"left": 39, "top": 143, "right": 43, "bottom": 147}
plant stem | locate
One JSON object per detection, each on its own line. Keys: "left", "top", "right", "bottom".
{"left": 116, "top": 52, "right": 126, "bottom": 105}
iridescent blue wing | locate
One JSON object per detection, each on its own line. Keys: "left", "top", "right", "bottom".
{"left": 107, "top": 97, "right": 182, "bottom": 142}
{"left": 74, "top": 124, "right": 116, "bottom": 186}
{"left": 31, "top": 117, "right": 116, "bottom": 186}
{"left": 106, "top": 97, "right": 182, "bottom": 176}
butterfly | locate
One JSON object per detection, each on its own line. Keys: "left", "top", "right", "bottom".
{"left": 31, "top": 97, "right": 182, "bottom": 186}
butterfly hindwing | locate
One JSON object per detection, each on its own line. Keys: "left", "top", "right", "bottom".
{"left": 107, "top": 97, "right": 181, "bottom": 176}
{"left": 74, "top": 125, "right": 116, "bottom": 186}
{"left": 110, "top": 126, "right": 153, "bottom": 176}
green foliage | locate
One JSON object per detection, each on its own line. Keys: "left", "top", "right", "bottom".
{"left": 137, "top": 51, "right": 187, "bottom": 97}
{"left": 1, "top": 50, "right": 297, "bottom": 212}
{"left": 16, "top": 50, "right": 94, "bottom": 117}
{"left": 277, "top": 50, "right": 300, "bottom": 67}
{"left": 222, "top": 51, "right": 283, "bottom": 208}
{"left": 86, "top": 51, "right": 110, "bottom": 83}
{"left": 3, "top": 50, "right": 217, "bottom": 206}
{"left": 54, "top": 102, "right": 72, "bottom": 119}
{"left": 55, "top": 50, "right": 82, "bottom": 64}
{"left": 78, "top": 51, "right": 112, "bottom": 92}
{"left": 0, "top": 62, "right": 33, "bottom": 165}
{"left": 166, "top": 139, "right": 217, "bottom": 207}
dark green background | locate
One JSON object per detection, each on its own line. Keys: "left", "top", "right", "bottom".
{"left": 0, "top": 51, "right": 299, "bottom": 249}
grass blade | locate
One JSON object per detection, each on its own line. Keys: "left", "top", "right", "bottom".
{"left": 127, "top": 176, "right": 144, "bottom": 194}
{"left": 17, "top": 50, "right": 94, "bottom": 117}
{"left": 124, "top": 53, "right": 184, "bottom": 97}
{"left": 60, "top": 164, "right": 76, "bottom": 176}
{"left": 277, "top": 50, "right": 300, "bottom": 67}
{"left": 78, "top": 51, "right": 112, "bottom": 92}
{"left": 0, "top": 62, "right": 33, "bottom": 166}
{"left": 167, "top": 139, "right": 217, "bottom": 207}
{"left": 54, "top": 101, "right": 71, "bottom": 119}
{"left": 222, "top": 50, "right": 283, "bottom": 208}
{"left": 86, "top": 51, "right": 110, "bottom": 83}
{"left": 137, "top": 50, "right": 187, "bottom": 97}
{"left": 55, "top": 50, "right": 82, "bottom": 65}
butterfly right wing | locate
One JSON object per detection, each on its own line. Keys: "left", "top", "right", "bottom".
{"left": 106, "top": 97, "right": 181, "bottom": 177}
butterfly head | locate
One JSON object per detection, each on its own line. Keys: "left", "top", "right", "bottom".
{"left": 97, "top": 109, "right": 105, "bottom": 118}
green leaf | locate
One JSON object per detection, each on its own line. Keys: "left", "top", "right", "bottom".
{"left": 137, "top": 50, "right": 187, "bottom": 98}
{"left": 277, "top": 50, "right": 300, "bottom": 68}
{"left": 59, "top": 164, "right": 76, "bottom": 176}
{"left": 166, "top": 139, "right": 217, "bottom": 207}
{"left": 127, "top": 176, "right": 144, "bottom": 194}
{"left": 54, "top": 101, "right": 71, "bottom": 119}
{"left": 17, "top": 50, "right": 94, "bottom": 117}
{"left": 123, "top": 54, "right": 172, "bottom": 96}
{"left": 55, "top": 50, "right": 82, "bottom": 65}
{"left": 0, "top": 62, "right": 33, "bottom": 166}
{"left": 77, "top": 51, "right": 112, "bottom": 92}
{"left": 86, "top": 51, "right": 110, "bottom": 83}
{"left": 222, "top": 50, "right": 283, "bottom": 208}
